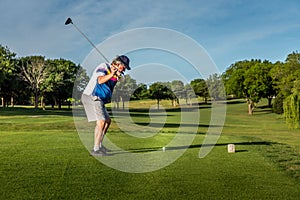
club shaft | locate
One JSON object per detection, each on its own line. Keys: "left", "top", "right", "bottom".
{"left": 72, "top": 23, "right": 109, "bottom": 63}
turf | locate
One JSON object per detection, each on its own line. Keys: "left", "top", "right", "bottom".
{"left": 0, "top": 100, "right": 299, "bottom": 199}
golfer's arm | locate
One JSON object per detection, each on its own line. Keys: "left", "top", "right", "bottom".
{"left": 97, "top": 73, "right": 114, "bottom": 84}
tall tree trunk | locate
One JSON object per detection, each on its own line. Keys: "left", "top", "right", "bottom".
{"left": 248, "top": 103, "right": 253, "bottom": 115}
{"left": 172, "top": 99, "right": 178, "bottom": 107}
{"left": 11, "top": 96, "right": 14, "bottom": 107}
{"left": 116, "top": 101, "right": 119, "bottom": 109}
{"left": 247, "top": 99, "right": 254, "bottom": 115}
{"left": 35, "top": 89, "right": 39, "bottom": 109}
{"left": 2, "top": 97, "right": 5, "bottom": 108}
{"left": 58, "top": 99, "right": 62, "bottom": 110}
{"left": 51, "top": 97, "right": 55, "bottom": 108}
{"left": 120, "top": 96, "right": 125, "bottom": 110}
{"left": 41, "top": 96, "right": 45, "bottom": 110}
{"left": 268, "top": 97, "right": 272, "bottom": 108}
{"left": 67, "top": 100, "right": 71, "bottom": 110}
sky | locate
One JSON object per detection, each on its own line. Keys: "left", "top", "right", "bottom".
{"left": 1, "top": 0, "right": 299, "bottom": 83}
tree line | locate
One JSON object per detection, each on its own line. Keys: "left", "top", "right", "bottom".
{"left": 222, "top": 52, "right": 300, "bottom": 128}
{"left": 1, "top": 44, "right": 300, "bottom": 127}
{"left": 112, "top": 77, "right": 198, "bottom": 110}
{"left": 0, "top": 45, "right": 89, "bottom": 109}
{"left": 0, "top": 44, "right": 209, "bottom": 110}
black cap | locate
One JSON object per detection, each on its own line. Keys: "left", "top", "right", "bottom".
{"left": 117, "top": 55, "right": 131, "bottom": 70}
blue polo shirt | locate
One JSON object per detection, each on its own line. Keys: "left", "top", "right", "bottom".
{"left": 83, "top": 63, "right": 118, "bottom": 104}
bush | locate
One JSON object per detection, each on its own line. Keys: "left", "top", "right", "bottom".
{"left": 273, "top": 94, "right": 284, "bottom": 114}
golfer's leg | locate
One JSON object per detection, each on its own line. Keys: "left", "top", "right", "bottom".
{"left": 103, "top": 118, "right": 111, "bottom": 136}
{"left": 94, "top": 119, "right": 105, "bottom": 150}
{"left": 99, "top": 104, "right": 111, "bottom": 144}
{"left": 99, "top": 118, "right": 111, "bottom": 144}
{"left": 94, "top": 123, "right": 100, "bottom": 147}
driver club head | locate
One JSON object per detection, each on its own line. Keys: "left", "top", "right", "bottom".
{"left": 65, "top": 18, "right": 73, "bottom": 25}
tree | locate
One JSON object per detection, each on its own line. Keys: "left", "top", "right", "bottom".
{"left": 243, "top": 61, "right": 274, "bottom": 113}
{"left": 0, "top": 45, "right": 18, "bottom": 107}
{"left": 223, "top": 60, "right": 252, "bottom": 99}
{"left": 206, "top": 73, "right": 226, "bottom": 101}
{"left": 271, "top": 52, "right": 300, "bottom": 98}
{"left": 171, "top": 80, "right": 185, "bottom": 98}
{"left": 19, "top": 57, "right": 82, "bottom": 109}
{"left": 131, "top": 83, "right": 149, "bottom": 100}
{"left": 19, "top": 56, "right": 49, "bottom": 109}
{"left": 223, "top": 59, "right": 274, "bottom": 114}
{"left": 44, "top": 59, "right": 81, "bottom": 109}
{"left": 273, "top": 52, "right": 300, "bottom": 128}
{"left": 148, "top": 82, "right": 170, "bottom": 109}
{"left": 73, "top": 66, "right": 90, "bottom": 102}
{"left": 190, "top": 78, "right": 209, "bottom": 103}
{"left": 283, "top": 93, "right": 300, "bottom": 129}
{"left": 184, "top": 84, "right": 196, "bottom": 105}
{"left": 169, "top": 80, "right": 185, "bottom": 107}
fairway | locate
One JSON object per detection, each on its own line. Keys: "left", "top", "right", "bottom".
{"left": 0, "top": 100, "right": 299, "bottom": 199}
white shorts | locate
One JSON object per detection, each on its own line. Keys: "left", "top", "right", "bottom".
{"left": 81, "top": 94, "right": 110, "bottom": 122}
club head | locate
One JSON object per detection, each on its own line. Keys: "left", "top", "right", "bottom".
{"left": 65, "top": 18, "right": 73, "bottom": 25}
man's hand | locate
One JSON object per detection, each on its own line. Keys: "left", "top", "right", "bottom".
{"left": 110, "top": 66, "right": 118, "bottom": 75}
{"left": 97, "top": 66, "right": 120, "bottom": 84}
{"left": 111, "top": 66, "right": 122, "bottom": 78}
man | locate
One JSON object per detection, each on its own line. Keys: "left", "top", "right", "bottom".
{"left": 81, "top": 55, "right": 131, "bottom": 156}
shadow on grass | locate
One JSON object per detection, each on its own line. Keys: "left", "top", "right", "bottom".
{"left": 225, "top": 100, "right": 246, "bottom": 105}
{"left": 0, "top": 107, "right": 73, "bottom": 117}
{"left": 111, "top": 106, "right": 211, "bottom": 113}
{"left": 134, "top": 122, "right": 222, "bottom": 128}
{"left": 112, "top": 112, "right": 173, "bottom": 117}
{"left": 109, "top": 141, "right": 274, "bottom": 155}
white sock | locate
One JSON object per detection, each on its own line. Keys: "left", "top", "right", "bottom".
{"left": 94, "top": 146, "right": 100, "bottom": 151}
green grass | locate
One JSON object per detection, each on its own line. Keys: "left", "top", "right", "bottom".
{"left": 0, "top": 100, "right": 300, "bottom": 199}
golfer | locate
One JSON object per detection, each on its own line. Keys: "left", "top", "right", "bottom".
{"left": 81, "top": 55, "right": 131, "bottom": 156}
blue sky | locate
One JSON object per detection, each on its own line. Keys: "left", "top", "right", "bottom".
{"left": 1, "top": 0, "right": 299, "bottom": 83}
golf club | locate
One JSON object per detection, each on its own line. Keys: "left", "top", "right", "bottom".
{"left": 65, "top": 17, "right": 109, "bottom": 63}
